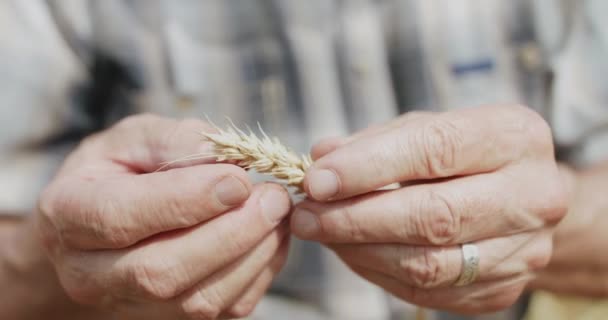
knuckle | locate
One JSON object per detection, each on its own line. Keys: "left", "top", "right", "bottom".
{"left": 88, "top": 199, "right": 133, "bottom": 248}
{"left": 371, "top": 139, "right": 401, "bottom": 178}
{"left": 340, "top": 213, "right": 364, "bottom": 242}
{"left": 63, "top": 285, "right": 99, "bottom": 306}
{"left": 516, "top": 105, "right": 553, "bottom": 152}
{"left": 399, "top": 247, "right": 444, "bottom": 289}
{"left": 181, "top": 290, "right": 224, "bottom": 320}
{"left": 36, "top": 186, "right": 62, "bottom": 247}
{"left": 416, "top": 189, "right": 460, "bottom": 245}
{"left": 96, "top": 225, "right": 132, "bottom": 248}
{"left": 418, "top": 118, "right": 462, "bottom": 177}
{"left": 225, "top": 300, "right": 257, "bottom": 319}
{"left": 57, "top": 261, "right": 104, "bottom": 306}
{"left": 540, "top": 181, "right": 569, "bottom": 226}
{"left": 219, "top": 229, "right": 251, "bottom": 256}
{"left": 61, "top": 275, "right": 101, "bottom": 306}
{"left": 334, "top": 203, "right": 366, "bottom": 242}
{"left": 38, "top": 180, "right": 74, "bottom": 226}
{"left": 529, "top": 251, "right": 552, "bottom": 272}
{"left": 38, "top": 184, "right": 59, "bottom": 221}
{"left": 38, "top": 180, "right": 135, "bottom": 249}
{"left": 528, "top": 235, "right": 553, "bottom": 270}
{"left": 37, "top": 180, "right": 93, "bottom": 248}
{"left": 126, "top": 258, "right": 180, "bottom": 300}
{"left": 308, "top": 200, "right": 366, "bottom": 242}
{"left": 158, "top": 191, "right": 202, "bottom": 226}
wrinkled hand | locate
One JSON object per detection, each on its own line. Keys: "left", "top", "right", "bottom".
{"left": 292, "top": 105, "right": 568, "bottom": 314}
{"left": 529, "top": 164, "right": 608, "bottom": 297}
{"left": 36, "top": 114, "right": 291, "bottom": 319}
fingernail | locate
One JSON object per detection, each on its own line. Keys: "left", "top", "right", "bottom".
{"left": 291, "top": 208, "right": 319, "bottom": 238}
{"left": 259, "top": 187, "right": 290, "bottom": 223}
{"left": 307, "top": 169, "right": 340, "bottom": 200}
{"left": 215, "top": 176, "right": 249, "bottom": 207}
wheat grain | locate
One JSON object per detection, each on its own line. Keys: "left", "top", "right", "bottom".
{"left": 202, "top": 120, "right": 312, "bottom": 192}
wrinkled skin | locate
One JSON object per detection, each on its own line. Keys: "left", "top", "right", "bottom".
{"left": 36, "top": 114, "right": 292, "bottom": 319}
{"left": 293, "top": 105, "right": 569, "bottom": 314}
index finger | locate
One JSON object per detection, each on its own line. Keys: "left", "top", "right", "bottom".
{"left": 304, "top": 105, "right": 551, "bottom": 201}
{"left": 40, "top": 163, "right": 252, "bottom": 250}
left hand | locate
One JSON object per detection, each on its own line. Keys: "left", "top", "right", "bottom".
{"left": 291, "top": 105, "right": 568, "bottom": 314}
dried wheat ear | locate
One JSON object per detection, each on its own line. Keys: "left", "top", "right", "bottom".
{"left": 201, "top": 120, "right": 313, "bottom": 193}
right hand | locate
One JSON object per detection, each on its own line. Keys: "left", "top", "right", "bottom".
{"left": 36, "top": 114, "right": 291, "bottom": 319}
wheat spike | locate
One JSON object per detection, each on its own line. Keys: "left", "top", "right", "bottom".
{"left": 202, "top": 120, "right": 313, "bottom": 192}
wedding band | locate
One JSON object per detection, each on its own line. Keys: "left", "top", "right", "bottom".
{"left": 454, "top": 243, "right": 480, "bottom": 287}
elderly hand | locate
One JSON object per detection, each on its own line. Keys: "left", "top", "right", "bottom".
{"left": 529, "top": 164, "right": 608, "bottom": 297}
{"left": 36, "top": 114, "right": 291, "bottom": 320}
{"left": 292, "top": 105, "right": 568, "bottom": 314}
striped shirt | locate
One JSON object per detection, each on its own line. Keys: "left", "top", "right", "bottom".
{"left": 1, "top": 0, "right": 607, "bottom": 319}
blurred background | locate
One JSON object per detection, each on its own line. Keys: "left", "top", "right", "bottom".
{"left": 1, "top": 0, "right": 607, "bottom": 319}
